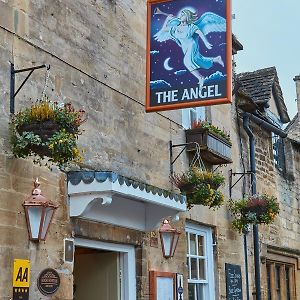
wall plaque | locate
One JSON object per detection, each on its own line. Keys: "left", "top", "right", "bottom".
{"left": 13, "top": 259, "right": 30, "bottom": 300}
{"left": 225, "top": 263, "right": 243, "bottom": 300}
{"left": 37, "top": 268, "right": 60, "bottom": 296}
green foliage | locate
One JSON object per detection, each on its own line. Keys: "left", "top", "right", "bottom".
{"left": 228, "top": 194, "right": 280, "bottom": 233}
{"left": 47, "top": 129, "right": 82, "bottom": 166}
{"left": 10, "top": 131, "right": 42, "bottom": 158}
{"left": 170, "top": 166, "right": 225, "bottom": 209}
{"left": 10, "top": 98, "right": 86, "bottom": 168}
{"left": 191, "top": 120, "right": 231, "bottom": 145}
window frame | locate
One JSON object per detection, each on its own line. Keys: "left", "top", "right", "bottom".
{"left": 265, "top": 249, "right": 298, "bottom": 300}
{"left": 182, "top": 107, "right": 206, "bottom": 129}
{"left": 186, "top": 223, "right": 215, "bottom": 300}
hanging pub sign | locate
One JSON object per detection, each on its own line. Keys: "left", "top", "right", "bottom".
{"left": 146, "top": 0, "right": 232, "bottom": 112}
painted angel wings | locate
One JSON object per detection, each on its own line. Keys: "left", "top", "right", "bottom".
{"left": 154, "top": 18, "right": 180, "bottom": 42}
{"left": 194, "top": 12, "right": 226, "bottom": 35}
{"left": 154, "top": 12, "right": 226, "bottom": 42}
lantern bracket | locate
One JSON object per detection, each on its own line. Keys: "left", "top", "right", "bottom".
{"left": 10, "top": 63, "right": 50, "bottom": 114}
{"left": 229, "top": 169, "right": 253, "bottom": 199}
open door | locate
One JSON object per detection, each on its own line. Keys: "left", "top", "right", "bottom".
{"left": 74, "top": 247, "right": 121, "bottom": 300}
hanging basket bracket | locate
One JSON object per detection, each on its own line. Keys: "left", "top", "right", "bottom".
{"left": 169, "top": 141, "right": 200, "bottom": 176}
{"left": 10, "top": 63, "right": 50, "bottom": 114}
{"left": 229, "top": 169, "right": 254, "bottom": 199}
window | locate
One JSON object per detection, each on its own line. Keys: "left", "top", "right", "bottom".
{"left": 272, "top": 133, "right": 285, "bottom": 172}
{"left": 266, "top": 260, "right": 296, "bottom": 300}
{"left": 182, "top": 107, "right": 206, "bottom": 129}
{"left": 267, "top": 110, "right": 285, "bottom": 173}
{"left": 186, "top": 223, "right": 215, "bottom": 300}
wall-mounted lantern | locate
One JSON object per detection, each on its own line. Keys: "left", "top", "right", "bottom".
{"left": 23, "top": 178, "right": 58, "bottom": 241}
{"left": 159, "top": 219, "right": 181, "bottom": 258}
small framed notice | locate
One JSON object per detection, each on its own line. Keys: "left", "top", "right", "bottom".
{"left": 150, "top": 271, "right": 176, "bottom": 300}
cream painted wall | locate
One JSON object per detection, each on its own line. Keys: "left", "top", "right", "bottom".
{"left": 74, "top": 251, "right": 119, "bottom": 300}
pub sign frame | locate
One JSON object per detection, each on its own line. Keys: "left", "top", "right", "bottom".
{"left": 146, "top": 0, "right": 232, "bottom": 112}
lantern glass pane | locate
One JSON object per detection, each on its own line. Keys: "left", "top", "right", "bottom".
{"left": 41, "top": 207, "right": 54, "bottom": 240}
{"left": 171, "top": 233, "right": 180, "bottom": 257}
{"left": 28, "top": 207, "right": 43, "bottom": 239}
{"left": 161, "top": 232, "right": 173, "bottom": 257}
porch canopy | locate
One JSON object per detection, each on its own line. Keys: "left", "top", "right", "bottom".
{"left": 68, "top": 171, "right": 186, "bottom": 231}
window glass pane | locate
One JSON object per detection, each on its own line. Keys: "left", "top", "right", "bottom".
{"left": 275, "top": 265, "right": 281, "bottom": 300}
{"left": 267, "top": 264, "right": 272, "bottom": 300}
{"left": 198, "top": 235, "right": 205, "bottom": 256}
{"left": 191, "top": 258, "right": 198, "bottom": 280}
{"left": 285, "top": 266, "right": 290, "bottom": 300}
{"left": 199, "top": 259, "right": 206, "bottom": 280}
{"left": 186, "top": 233, "right": 189, "bottom": 253}
{"left": 196, "top": 283, "right": 205, "bottom": 300}
{"left": 190, "top": 109, "right": 197, "bottom": 126}
{"left": 190, "top": 234, "right": 197, "bottom": 255}
{"left": 188, "top": 283, "right": 195, "bottom": 300}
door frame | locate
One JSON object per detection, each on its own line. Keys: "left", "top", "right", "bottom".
{"left": 75, "top": 238, "right": 136, "bottom": 300}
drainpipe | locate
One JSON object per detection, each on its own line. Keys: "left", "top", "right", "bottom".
{"left": 242, "top": 112, "right": 287, "bottom": 300}
{"left": 246, "top": 113, "right": 287, "bottom": 138}
{"left": 243, "top": 114, "right": 261, "bottom": 300}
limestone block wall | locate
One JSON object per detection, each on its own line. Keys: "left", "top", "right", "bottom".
{"left": 0, "top": 156, "right": 71, "bottom": 299}
{"left": 0, "top": 1, "right": 299, "bottom": 300}
{"left": 0, "top": 0, "right": 187, "bottom": 299}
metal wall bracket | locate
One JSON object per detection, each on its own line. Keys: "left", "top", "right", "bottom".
{"left": 10, "top": 63, "right": 50, "bottom": 114}
{"left": 169, "top": 141, "right": 199, "bottom": 176}
{"left": 229, "top": 169, "right": 253, "bottom": 199}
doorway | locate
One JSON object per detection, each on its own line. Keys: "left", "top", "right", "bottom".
{"left": 74, "top": 238, "right": 136, "bottom": 300}
{"left": 74, "top": 248, "right": 121, "bottom": 300}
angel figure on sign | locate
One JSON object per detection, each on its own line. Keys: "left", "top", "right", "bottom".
{"left": 154, "top": 8, "right": 226, "bottom": 88}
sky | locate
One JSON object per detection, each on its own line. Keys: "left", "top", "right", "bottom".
{"left": 232, "top": 0, "right": 300, "bottom": 119}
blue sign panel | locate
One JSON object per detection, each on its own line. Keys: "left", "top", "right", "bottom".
{"left": 146, "top": 0, "right": 232, "bottom": 112}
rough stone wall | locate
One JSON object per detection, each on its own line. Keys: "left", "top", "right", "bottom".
{"left": 0, "top": 1, "right": 299, "bottom": 300}
{"left": 0, "top": 0, "right": 187, "bottom": 299}
{"left": 0, "top": 156, "right": 71, "bottom": 300}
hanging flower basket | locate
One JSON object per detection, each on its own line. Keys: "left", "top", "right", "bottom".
{"left": 185, "top": 120, "right": 232, "bottom": 165}
{"left": 170, "top": 166, "right": 225, "bottom": 209}
{"left": 10, "top": 99, "right": 86, "bottom": 167}
{"left": 228, "top": 194, "right": 280, "bottom": 233}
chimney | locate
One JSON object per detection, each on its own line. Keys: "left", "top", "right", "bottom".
{"left": 293, "top": 75, "right": 300, "bottom": 121}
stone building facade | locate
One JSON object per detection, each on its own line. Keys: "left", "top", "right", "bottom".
{"left": 0, "top": 1, "right": 299, "bottom": 300}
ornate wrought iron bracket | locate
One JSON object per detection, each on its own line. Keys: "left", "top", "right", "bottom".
{"left": 229, "top": 169, "right": 253, "bottom": 199}
{"left": 169, "top": 141, "right": 199, "bottom": 176}
{"left": 10, "top": 63, "right": 50, "bottom": 114}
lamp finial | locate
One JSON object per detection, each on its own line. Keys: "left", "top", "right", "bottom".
{"left": 32, "top": 178, "right": 42, "bottom": 195}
